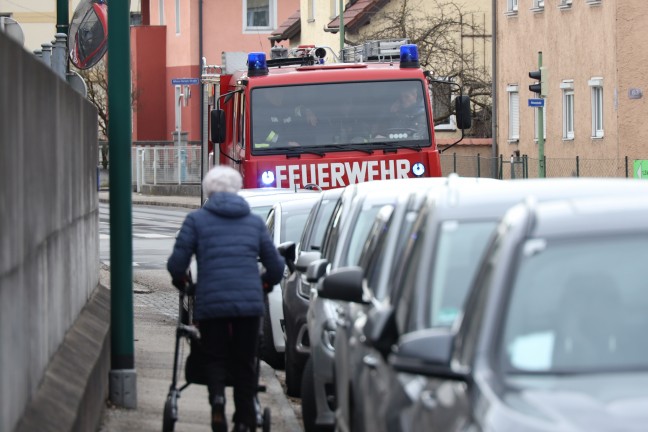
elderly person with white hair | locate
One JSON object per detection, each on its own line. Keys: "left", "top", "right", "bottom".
{"left": 167, "top": 166, "right": 284, "bottom": 432}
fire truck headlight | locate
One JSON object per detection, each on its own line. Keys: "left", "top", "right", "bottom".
{"left": 248, "top": 52, "right": 268, "bottom": 76}
{"left": 412, "top": 162, "right": 425, "bottom": 177}
{"left": 400, "top": 44, "right": 420, "bottom": 69}
{"left": 261, "top": 170, "right": 275, "bottom": 186}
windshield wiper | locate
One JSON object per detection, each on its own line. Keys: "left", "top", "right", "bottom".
{"left": 329, "top": 144, "right": 374, "bottom": 155}
{"left": 282, "top": 147, "right": 326, "bottom": 158}
{"left": 371, "top": 141, "right": 422, "bottom": 153}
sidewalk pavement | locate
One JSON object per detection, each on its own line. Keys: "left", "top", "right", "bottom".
{"left": 97, "top": 191, "right": 303, "bottom": 432}
{"left": 98, "top": 190, "right": 203, "bottom": 209}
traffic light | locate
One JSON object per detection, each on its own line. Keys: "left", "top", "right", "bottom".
{"left": 529, "top": 67, "right": 547, "bottom": 96}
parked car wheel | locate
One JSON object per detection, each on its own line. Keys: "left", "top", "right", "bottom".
{"left": 261, "top": 296, "right": 285, "bottom": 370}
{"left": 301, "top": 357, "right": 317, "bottom": 432}
{"left": 284, "top": 329, "right": 302, "bottom": 397}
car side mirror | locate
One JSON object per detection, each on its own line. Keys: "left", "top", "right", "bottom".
{"left": 389, "top": 328, "right": 468, "bottom": 381}
{"left": 295, "top": 251, "right": 321, "bottom": 273}
{"left": 277, "top": 241, "right": 296, "bottom": 273}
{"left": 306, "top": 258, "right": 329, "bottom": 283}
{"left": 455, "top": 95, "right": 471, "bottom": 130}
{"left": 318, "top": 266, "right": 367, "bottom": 303}
{"left": 363, "top": 305, "right": 398, "bottom": 357}
{"left": 210, "top": 109, "right": 226, "bottom": 143}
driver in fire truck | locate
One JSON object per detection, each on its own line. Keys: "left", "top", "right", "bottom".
{"left": 382, "top": 84, "right": 427, "bottom": 135}
{"left": 253, "top": 87, "right": 319, "bottom": 149}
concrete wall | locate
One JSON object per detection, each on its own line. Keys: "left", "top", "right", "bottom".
{"left": 0, "top": 32, "right": 102, "bottom": 432}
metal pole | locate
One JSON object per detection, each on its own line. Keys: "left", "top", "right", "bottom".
{"left": 56, "top": 0, "right": 69, "bottom": 74}
{"left": 339, "top": 0, "right": 345, "bottom": 54}
{"left": 537, "top": 51, "right": 545, "bottom": 178}
{"left": 108, "top": 0, "right": 136, "bottom": 409}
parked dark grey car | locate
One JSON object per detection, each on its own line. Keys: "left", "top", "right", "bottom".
{"left": 318, "top": 177, "right": 648, "bottom": 432}
{"left": 260, "top": 194, "right": 320, "bottom": 370}
{"left": 282, "top": 187, "right": 343, "bottom": 397}
{"left": 386, "top": 194, "right": 648, "bottom": 432}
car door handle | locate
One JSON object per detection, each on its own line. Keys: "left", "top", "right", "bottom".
{"left": 362, "top": 354, "right": 379, "bottom": 369}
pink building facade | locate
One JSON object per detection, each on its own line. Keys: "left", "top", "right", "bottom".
{"left": 133, "top": 0, "right": 299, "bottom": 142}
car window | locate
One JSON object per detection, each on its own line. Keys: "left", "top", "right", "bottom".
{"left": 394, "top": 219, "right": 426, "bottom": 335}
{"left": 501, "top": 234, "right": 648, "bottom": 374}
{"left": 321, "top": 199, "right": 344, "bottom": 262}
{"left": 340, "top": 204, "right": 385, "bottom": 267}
{"left": 426, "top": 220, "right": 498, "bottom": 328}
{"left": 265, "top": 208, "right": 275, "bottom": 239}
{"left": 361, "top": 208, "right": 395, "bottom": 294}
{"left": 251, "top": 205, "right": 273, "bottom": 219}
{"left": 310, "top": 198, "right": 338, "bottom": 251}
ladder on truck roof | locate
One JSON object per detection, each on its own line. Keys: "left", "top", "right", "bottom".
{"left": 341, "top": 38, "right": 410, "bottom": 63}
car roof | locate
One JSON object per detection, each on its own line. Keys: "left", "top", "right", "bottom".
{"left": 240, "top": 188, "right": 320, "bottom": 208}
{"left": 273, "top": 194, "right": 321, "bottom": 211}
{"left": 425, "top": 177, "right": 648, "bottom": 222}
{"left": 519, "top": 194, "right": 648, "bottom": 239}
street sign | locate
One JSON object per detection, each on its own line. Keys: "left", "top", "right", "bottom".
{"left": 634, "top": 160, "right": 648, "bottom": 179}
{"left": 171, "top": 78, "right": 200, "bottom": 85}
{"left": 528, "top": 98, "right": 545, "bottom": 107}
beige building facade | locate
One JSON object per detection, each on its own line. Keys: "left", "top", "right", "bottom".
{"left": 497, "top": 0, "right": 648, "bottom": 177}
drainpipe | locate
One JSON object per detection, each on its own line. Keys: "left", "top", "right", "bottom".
{"left": 491, "top": 0, "right": 498, "bottom": 178}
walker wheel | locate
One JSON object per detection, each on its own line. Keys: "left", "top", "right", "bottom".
{"left": 262, "top": 407, "right": 271, "bottom": 432}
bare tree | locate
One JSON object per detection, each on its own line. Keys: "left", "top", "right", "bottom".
{"left": 73, "top": 58, "right": 139, "bottom": 168}
{"left": 351, "top": 0, "right": 492, "bottom": 137}
{"left": 74, "top": 59, "right": 109, "bottom": 167}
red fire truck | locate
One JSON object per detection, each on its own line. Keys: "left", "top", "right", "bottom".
{"left": 202, "top": 39, "right": 471, "bottom": 190}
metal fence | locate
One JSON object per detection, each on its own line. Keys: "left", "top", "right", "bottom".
{"left": 440, "top": 153, "right": 643, "bottom": 179}
{"left": 132, "top": 146, "right": 202, "bottom": 191}
{"left": 99, "top": 143, "right": 645, "bottom": 187}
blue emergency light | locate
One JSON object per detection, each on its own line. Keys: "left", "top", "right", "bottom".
{"left": 261, "top": 170, "right": 275, "bottom": 186}
{"left": 248, "top": 52, "right": 269, "bottom": 76}
{"left": 400, "top": 44, "right": 420, "bottom": 69}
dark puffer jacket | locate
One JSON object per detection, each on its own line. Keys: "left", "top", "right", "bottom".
{"left": 167, "top": 192, "right": 285, "bottom": 320}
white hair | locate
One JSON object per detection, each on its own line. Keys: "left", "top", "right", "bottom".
{"left": 202, "top": 166, "right": 243, "bottom": 195}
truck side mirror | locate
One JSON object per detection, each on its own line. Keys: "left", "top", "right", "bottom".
{"left": 455, "top": 95, "right": 472, "bottom": 130}
{"left": 210, "top": 109, "right": 226, "bottom": 143}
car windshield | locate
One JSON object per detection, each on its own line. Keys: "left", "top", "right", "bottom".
{"left": 427, "top": 221, "right": 498, "bottom": 327}
{"left": 251, "top": 80, "right": 430, "bottom": 154}
{"left": 281, "top": 207, "right": 314, "bottom": 243}
{"left": 501, "top": 234, "right": 648, "bottom": 374}
{"left": 250, "top": 205, "right": 273, "bottom": 219}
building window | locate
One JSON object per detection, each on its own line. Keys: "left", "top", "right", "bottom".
{"left": 507, "top": 85, "right": 520, "bottom": 141}
{"left": 506, "top": 0, "right": 519, "bottom": 14}
{"left": 531, "top": 0, "right": 544, "bottom": 11}
{"left": 558, "top": 0, "right": 572, "bottom": 9}
{"left": 159, "top": 0, "right": 165, "bottom": 25}
{"left": 534, "top": 105, "right": 547, "bottom": 141}
{"left": 331, "top": 0, "right": 340, "bottom": 19}
{"left": 308, "top": 0, "right": 316, "bottom": 21}
{"left": 175, "top": 0, "right": 180, "bottom": 34}
{"left": 561, "top": 80, "right": 574, "bottom": 140}
{"left": 245, "top": 0, "right": 275, "bottom": 31}
{"left": 431, "top": 80, "right": 455, "bottom": 130}
{"left": 589, "top": 77, "right": 604, "bottom": 138}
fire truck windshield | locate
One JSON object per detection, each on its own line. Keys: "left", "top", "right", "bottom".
{"left": 250, "top": 80, "right": 430, "bottom": 155}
